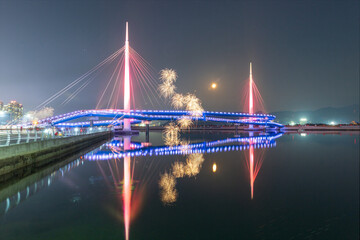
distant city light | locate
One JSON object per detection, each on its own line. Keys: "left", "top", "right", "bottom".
{"left": 211, "top": 83, "right": 217, "bottom": 89}
{"left": 329, "top": 121, "right": 336, "bottom": 126}
{"left": 212, "top": 163, "right": 217, "bottom": 172}
{"left": 289, "top": 121, "right": 295, "bottom": 126}
{"left": 300, "top": 133, "right": 307, "bottom": 137}
{"left": 0, "top": 100, "right": 23, "bottom": 121}
{"left": 299, "top": 118, "right": 308, "bottom": 125}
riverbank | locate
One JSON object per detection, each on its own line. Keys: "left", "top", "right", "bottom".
{"left": 132, "top": 125, "right": 360, "bottom": 132}
{"left": 0, "top": 131, "right": 113, "bottom": 183}
{"left": 283, "top": 125, "right": 360, "bottom": 132}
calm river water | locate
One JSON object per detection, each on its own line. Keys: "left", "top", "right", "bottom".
{"left": 0, "top": 132, "right": 358, "bottom": 240}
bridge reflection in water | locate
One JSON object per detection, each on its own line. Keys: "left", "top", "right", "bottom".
{"left": 0, "top": 132, "right": 282, "bottom": 240}
{"left": 0, "top": 158, "right": 84, "bottom": 215}
{"left": 85, "top": 132, "right": 282, "bottom": 240}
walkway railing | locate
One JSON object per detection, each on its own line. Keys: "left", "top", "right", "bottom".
{"left": 0, "top": 127, "right": 111, "bottom": 147}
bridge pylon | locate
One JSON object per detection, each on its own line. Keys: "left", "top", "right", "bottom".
{"left": 123, "top": 21, "right": 131, "bottom": 131}
{"left": 249, "top": 62, "right": 253, "bottom": 129}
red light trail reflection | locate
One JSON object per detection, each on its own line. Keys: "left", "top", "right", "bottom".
{"left": 95, "top": 136, "right": 134, "bottom": 240}
{"left": 245, "top": 139, "right": 266, "bottom": 200}
{"left": 249, "top": 143, "right": 254, "bottom": 199}
{"left": 123, "top": 136, "right": 131, "bottom": 240}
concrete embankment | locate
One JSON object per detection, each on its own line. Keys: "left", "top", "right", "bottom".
{"left": 0, "top": 131, "right": 113, "bottom": 183}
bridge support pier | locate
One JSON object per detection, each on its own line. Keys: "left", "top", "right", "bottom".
{"left": 145, "top": 124, "right": 150, "bottom": 142}
{"left": 113, "top": 124, "right": 139, "bottom": 136}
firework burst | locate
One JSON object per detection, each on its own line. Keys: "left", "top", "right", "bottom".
{"left": 184, "top": 93, "right": 204, "bottom": 117}
{"left": 177, "top": 117, "right": 193, "bottom": 129}
{"left": 159, "top": 172, "right": 177, "bottom": 204}
{"left": 163, "top": 122, "right": 180, "bottom": 146}
{"left": 160, "top": 68, "right": 204, "bottom": 140}
{"left": 184, "top": 93, "right": 199, "bottom": 107}
{"left": 159, "top": 172, "right": 176, "bottom": 189}
{"left": 160, "top": 68, "right": 177, "bottom": 84}
{"left": 164, "top": 122, "right": 180, "bottom": 136}
{"left": 160, "top": 188, "right": 177, "bottom": 204}
{"left": 184, "top": 153, "right": 205, "bottom": 177}
{"left": 159, "top": 81, "right": 176, "bottom": 98}
{"left": 172, "top": 162, "right": 185, "bottom": 178}
{"left": 26, "top": 107, "right": 54, "bottom": 121}
{"left": 159, "top": 153, "right": 205, "bottom": 204}
{"left": 190, "top": 105, "right": 204, "bottom": 118}
{"left": 171, "top": 93, "right": 185, "bottom": 109}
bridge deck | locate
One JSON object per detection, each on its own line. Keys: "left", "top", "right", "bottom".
{"left": 23, "top": 109, "right": 283, "bottom": 128}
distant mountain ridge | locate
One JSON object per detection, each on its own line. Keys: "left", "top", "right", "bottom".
{"left": 270, "top": 104, "right": 359, "bottom": 124}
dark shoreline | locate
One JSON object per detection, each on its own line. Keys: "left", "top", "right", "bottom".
{"left": 131, "top": 125, "right": 360, "bottom": 132}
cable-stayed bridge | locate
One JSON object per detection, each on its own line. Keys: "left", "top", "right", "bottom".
{"left": 28, "top": 109, "right": 283, "bottom": 129}
{"left": 22, "top": 22, "right": 283, "bottom": 131}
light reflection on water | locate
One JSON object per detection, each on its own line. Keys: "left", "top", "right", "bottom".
{"left": 0, "top": 132, "right": 358, "bottom": 240}
{"left": 85, "top": 132, "right": 282, "bottom": 239}
{"left": 0, "top": 158, "right": 84, "bottom": 215}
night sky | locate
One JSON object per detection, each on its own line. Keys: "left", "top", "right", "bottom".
{"left": 0, "top": 0, "right": 358, "bottom": 114}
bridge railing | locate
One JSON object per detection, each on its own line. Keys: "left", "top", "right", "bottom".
{"left": 0, "top": 126, "right": 111, "bottom": 147}
{"left": 0, "top": 129, "right": 60, "bottom": 147}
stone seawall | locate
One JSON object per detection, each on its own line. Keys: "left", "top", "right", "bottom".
{"left": 0, "top": 131, "right": 113, "bottom": 183}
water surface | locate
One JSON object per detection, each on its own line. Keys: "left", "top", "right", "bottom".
{"left": 0, "top": 132, "right": 358, "bottom": 240}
